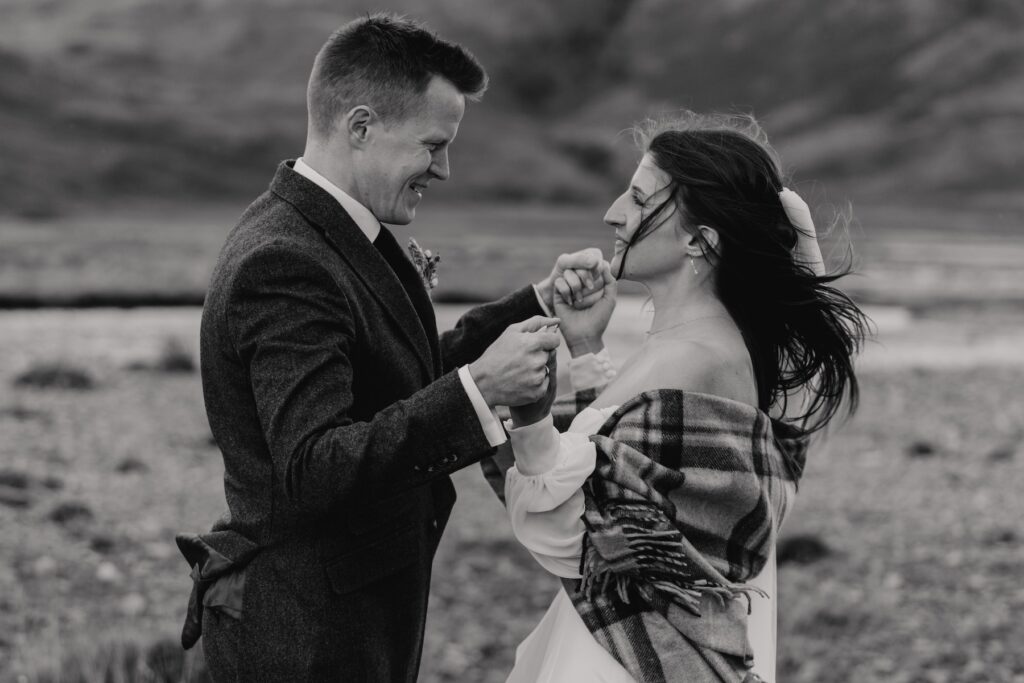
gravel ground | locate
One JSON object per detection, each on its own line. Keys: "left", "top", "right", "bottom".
{"left": 1, "top": 300, "right": 1023, "bottom": 682}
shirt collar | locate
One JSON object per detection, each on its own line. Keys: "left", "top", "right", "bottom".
{"left": 293, "top": 157, "right": 381, "bottom": 243}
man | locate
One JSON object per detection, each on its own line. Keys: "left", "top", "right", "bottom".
{"left": 176, "top": 14, "right": 606, "bottom": 682}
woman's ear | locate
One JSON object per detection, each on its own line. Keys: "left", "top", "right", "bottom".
{"left": 687, "top": 224, "right": 720, "bottom": 260}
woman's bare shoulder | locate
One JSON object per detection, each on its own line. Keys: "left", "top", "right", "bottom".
{"left": 601, "top": 338, "right": 755, "bottom": 405}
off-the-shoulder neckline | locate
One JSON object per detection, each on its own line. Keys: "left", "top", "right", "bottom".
{"left": 584, "top": 388, "right": 765, "bottom": 418}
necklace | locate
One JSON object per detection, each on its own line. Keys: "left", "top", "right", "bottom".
{"left": 645, "top": 314, "right": 730, "bottom": 337}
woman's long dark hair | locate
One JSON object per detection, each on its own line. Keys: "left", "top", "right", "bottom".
{"left": 623, "top": 112, "right": 870, "bottom": 435}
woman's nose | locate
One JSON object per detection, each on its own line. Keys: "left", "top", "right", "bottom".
{"left": 604, "top": 198, "right": 625, "bottom": 228}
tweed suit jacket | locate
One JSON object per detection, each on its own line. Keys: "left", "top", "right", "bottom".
{"left": 183, "top": 161, "right": 542, "bottom": 682}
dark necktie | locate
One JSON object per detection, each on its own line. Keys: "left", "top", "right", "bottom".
{"left": 373, "top": 226, "right": 441, "bottom": 370}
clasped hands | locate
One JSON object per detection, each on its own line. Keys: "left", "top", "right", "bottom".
{"left": 469, "top": 248, "right": 617, "bottom": 427}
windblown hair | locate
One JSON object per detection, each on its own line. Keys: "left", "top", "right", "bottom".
{"left": 628, "top": 112, "right": 870, "bottom": 435}
{"left": 307, "top": 13, "right": 488, "bottom": 136}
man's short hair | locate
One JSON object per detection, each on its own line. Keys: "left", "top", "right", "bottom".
{"left": 307, "top": 13, "right": 488, "bottom": 136}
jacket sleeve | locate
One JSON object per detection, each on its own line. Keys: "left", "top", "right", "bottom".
{"left": 438, "top": 285, "right": 543, "bottom": 372}
{"left": 226, "top": 244, "right": 495, "bottom": 516}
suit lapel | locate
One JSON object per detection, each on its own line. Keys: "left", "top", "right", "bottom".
{"left": 373, "top": 227, "right": 443, "bottom": 377}
{"left": 269, "top": 161, "right": 435, "bottom": 382}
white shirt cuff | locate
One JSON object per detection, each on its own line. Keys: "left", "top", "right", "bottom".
{"left": 569, "top": 348, "right": 616, "bottom": 391}
{"left": 458, "top": 365, "right": 507, "bottom": 447}
{"left": 533, "top": 284, "right": 553, "bottom": 317}
{"left": 505, "top": 414, "right": 560, "bottom": 476}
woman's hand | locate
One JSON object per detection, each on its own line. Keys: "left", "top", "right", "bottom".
{"left": 780, "top": 188, "right": 825, "bottom": 277}
{"left": 553, "top": 261, "right": 617, "bottom": 357}
{"left": 535, "top": 248, "right": 605, "bottom": 312}
{"left": 509, "top": 349, "right": 557, "bottom": 428}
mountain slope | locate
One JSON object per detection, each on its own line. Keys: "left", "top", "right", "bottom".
{"left": 0, "top": 0, "right": 1021, "bottom": 214}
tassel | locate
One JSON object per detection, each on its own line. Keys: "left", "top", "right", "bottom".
{"left": 616, "top": 576, "right": 631, "bottom": 604}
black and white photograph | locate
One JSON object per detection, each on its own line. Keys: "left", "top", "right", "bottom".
{"left": 1, "top": 1, "right": 1022, "bottom": 681}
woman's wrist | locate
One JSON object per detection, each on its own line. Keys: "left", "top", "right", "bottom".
{"left": 566, "top": 337, "right": 604, "bottom": 358}
{"left": 505, "top": 414, "right": 559, "bottom": 476}
{"left": 569, "top": 347, "right": 615, "bottom": 391}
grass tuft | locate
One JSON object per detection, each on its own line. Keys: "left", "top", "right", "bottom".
{"left": 144, "top": 638, "right": 188, "bottom": 683}
{"left": 153, "top": 339, "right": 196, "bottom": 374}
{"left": 48, "top": 501, "right": 95, "bottom": 527}
{"left": 906, "top": 439, "right": 938, "bottom": 458}
{"left": 89, "top": 534, "right": 117, "bottom": 555}
{"left": 986, "top": 443, "right": 1017, "bottom": 462}
{"left": 23, "top": 634, "right": 209, "bottom": 683}
{"left": 777, "top": 534, "right": 833, "bottom": 566}
{"left": 126, "top": 339, "right": 196, "bottom": 374}
{"left": 15, "top": 363, "right": 96, "bottom": 390}
{"left": 41, "top": 476, "right": 64, "bottom": 490}
{"left": 0, "top": 405, "right": 51, "bottom": 422}
{"left": 0, "top": 468, "right": 31, "bottom": 489}
{"left": 0, "top": 487, "right": 33, "bottom": 509}
{"left": 115, "top": 457, "right": 149, "bottom": 475}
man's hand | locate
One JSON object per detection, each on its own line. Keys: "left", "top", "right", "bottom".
{"left": 469, "top": 316, "right": 561, "bottom": 407}
{"left": 535, "top": 248, "right": 605, "bottom": 312}
{"left": 553, "top": 260, "right": 617, "bottom": 357}
{"left": 509, "top": 350, "right": 557, "bottom": 427}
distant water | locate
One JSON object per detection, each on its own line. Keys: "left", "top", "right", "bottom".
{"left": 2, "top": 300, "right": 1022, "bottom": 373}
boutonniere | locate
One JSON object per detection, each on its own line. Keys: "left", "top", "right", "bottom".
{"left": 407, "top": 238, "right": 441, "bottom": 291}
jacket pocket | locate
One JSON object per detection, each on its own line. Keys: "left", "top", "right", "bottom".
{"left": 322, "top": 523, "right": 422, "bottom": 595}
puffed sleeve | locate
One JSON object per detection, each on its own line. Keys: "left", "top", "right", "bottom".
{"left": 568, "top": 348, "right": 617, "bottom": 392}
{"left": 504, "top": 408, "right": 612, "bottom": 578}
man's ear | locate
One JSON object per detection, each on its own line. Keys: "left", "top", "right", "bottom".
{"left": 346, "top": 105, "right": 377, "bottom": 147}
{"left": 686, "top": 225, "right": 720, "bottom": 260}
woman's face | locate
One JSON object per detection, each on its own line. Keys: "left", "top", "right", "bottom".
{"left": 605, "top": 154, "right": 688, "bottom": 282}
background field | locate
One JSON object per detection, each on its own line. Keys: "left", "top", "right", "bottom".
{"left": 2, "top": 291, "right": 1024, "bottom": 682}
{"left": 2, "top": 202, "right": 1024, "bottom": 682}
{"left": 3, "top": 200, "right": 1024, "bottom": 310}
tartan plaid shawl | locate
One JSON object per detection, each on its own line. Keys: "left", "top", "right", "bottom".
{"left": 483, "top": 388, "right": 807, "bottom": 683}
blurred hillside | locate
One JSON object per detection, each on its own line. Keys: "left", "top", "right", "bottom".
{"left": 0, "top": 0, "right": 1022, "bottom": 216}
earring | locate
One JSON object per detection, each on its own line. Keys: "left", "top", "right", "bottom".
{"left": 690, "top": 256, "right": 699, "bottom": 276}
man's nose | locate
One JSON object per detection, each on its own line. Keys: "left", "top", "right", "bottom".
{"left": 431, "top": 150, "right": 450, "bottom": 181}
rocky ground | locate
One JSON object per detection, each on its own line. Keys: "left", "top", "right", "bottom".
{"left": 1, "top": 300, "right": 1023, "bottom": 681}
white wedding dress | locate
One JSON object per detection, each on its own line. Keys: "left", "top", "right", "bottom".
{"left": 502, "top": 356, "right": 778, "bottom": 683}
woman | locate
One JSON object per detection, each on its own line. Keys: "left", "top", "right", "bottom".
{"left": 484, "top": 112, "right": 870, "bottom": 682}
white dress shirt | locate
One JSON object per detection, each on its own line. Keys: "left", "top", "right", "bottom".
{"left": 292, "top": 157, "right": 506, "bottom": 446}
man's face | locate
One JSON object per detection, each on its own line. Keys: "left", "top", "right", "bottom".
{"left": 354, "top": 76, "right": 465, "bottom": 225}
